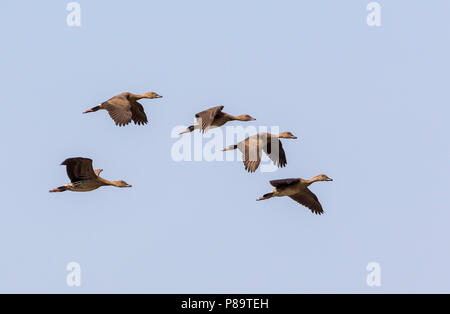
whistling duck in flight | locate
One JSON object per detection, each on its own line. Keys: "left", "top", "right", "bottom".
{"left": 180, "top": 106, "right": 255, "bottom": 134}
{"left": 83, "top": 92, "right": 162, "bottom": 126}
{"left": 257, "top": 174, "right": 333, "bottom": 215}
{"left": 50, "top": 158, "right": 132, "bottom": 193}
{"left": 222, "top": 132, "right": 298, "bottom": 173}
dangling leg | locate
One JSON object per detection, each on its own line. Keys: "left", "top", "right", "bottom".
{"left": 49, "top": 186, "right": 68, "bottom": 193}
{"left": 257, "top": 191, "right": 275, "bottom": 201}
{"left": 222, "top": 144, "right": 238, "bottom": 152}
{"left": 179, "top": 125, "right": 195, "bottom": 135}
{"left": 83, "top": 105, "right": 102, "bottom": 114}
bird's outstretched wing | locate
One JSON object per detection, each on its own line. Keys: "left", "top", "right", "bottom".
{"left": 239, "top": 136, "right": 261, "bottom": 173}
{"left": 243, "top": 158, "right": 261, "bottom": 173}
{"left": 195, "top": 106, "right": 224, "bottom": 132}
{"left": 131, "top": 101, "right": 148, "bottom": 125}
{"left": 263, "top": 138, "right": 287, "bottom": 168}
{"left": 290, "top": 189, "right": 324, "bottom": 215}
{"left": 103, "top": 96, "right": 133, "bottom": 127}
{"left": 61, "top": 158, "right": 97, "bottom": 182}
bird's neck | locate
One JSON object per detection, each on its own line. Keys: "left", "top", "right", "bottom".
{"left": 98, "top": 177, "right": 120, "bottom": 187}
{"left": 306, "top": 176, "right": 324, "bottom": 185}
{"left": 131, "top": 94, "right": 145, "bottom": 100}
{"left": 134, "top": 92, "right": 155, "bottom": 100}
{"left": 231, "top": 115, "right": 247, "bottom": 121}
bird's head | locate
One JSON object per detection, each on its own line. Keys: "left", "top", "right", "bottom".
{"left": 315, "top": 174, "right": 333, "bottom": 182}
{"left": 278, "top": 132, "right": 298, "bottom": 139}
{"left": 236, "top": 114, "right": 256, "bottom": 121}
{"left": 116, "top": 181, "right": 132, "bottom": 188}
{"left": 143, "top": 92, "right": 163, "bottom": 99}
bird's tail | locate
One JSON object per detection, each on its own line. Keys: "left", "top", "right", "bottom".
{"left": 49, "top": 186, "right": 67, "bottom": 193}
{"left": 179, "top": 125, "right": 195, "bottom": 135}
{"left": 222, "top": 144, "right": 238, "bottom": 152}
{"left": 257, "top": 192, "right": 274, "bottom": 201}
{"left": 83, "top": 105, "right": 101, "bottom": 114}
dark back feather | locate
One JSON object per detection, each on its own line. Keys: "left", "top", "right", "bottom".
{"left": 61, "top": 158, "right": 97, "bottom": 183}
{"left": 269, "top": 178, "right": 300, "bottom": 188}
{"left": 195, "top": 106, "right": 225, "bottom": 131}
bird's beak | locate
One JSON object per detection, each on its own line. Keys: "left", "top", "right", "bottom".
{"left": 327, "top": 178, "right": 333, "bottom": 182}
{"left": 156, "top": 95, "right": 163, "bottom": 98}
{"left": 83, "top": 109, "right": 93, "bottom": 114}
{"left": 250, "top": 118, "right": 256, "bottom": 121}
{"left": 291, "top": 136, "right": 298, "bottom": 139}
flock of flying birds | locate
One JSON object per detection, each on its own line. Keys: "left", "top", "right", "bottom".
{"left": 50, "top": 91, "right": 332, "bottom": 215}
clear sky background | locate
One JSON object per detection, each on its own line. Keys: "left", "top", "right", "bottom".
{"left": 0, "top": 0, "right": 449, "bottom": 293}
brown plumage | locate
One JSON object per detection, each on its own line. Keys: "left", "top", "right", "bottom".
{"left": 49, "top": 158, "right": 132, "bottom": 193}
{"left": 256, "top": 175, "right": 333, "bottom": 215}
{"left": 179, "top": 106, "right": 256, "bottom": 134}
{"left": 83, "top": 92, "right": 162, "bottom": 127}
{"left": 222, "top": 132, "right": 297, "bottom": 173}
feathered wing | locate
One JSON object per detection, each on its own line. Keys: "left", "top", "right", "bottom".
{"left": 239, "top": 136, "right": 261, "bottom": 173}
{"left": 61, "top": 158, "right": 97, "bottom": 182}
{"left": 102, "top": 97, "right": 133, "bottom": 127}
{"left": 269, "top": 178, "right": 300, "bottom": 188}
{"left": 289, "top": 189, "right": 324, "bottom": 215}
{"left": 263, "top": 138, "right": 287, "bottom": 168}
{"left": 243, "top": 159, "right": 261, "bottom": 173}
{"left": 131, "top": 101, "right": 148, "bottom": 125}
{"left": 195, "top": 106, "right": 224, "bottom": 132}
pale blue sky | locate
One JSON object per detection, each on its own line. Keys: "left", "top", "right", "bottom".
{"left": 0, "top": 0, "right": 449, "bottom": 293}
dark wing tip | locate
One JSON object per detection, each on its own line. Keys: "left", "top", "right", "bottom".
{"left": 310, "top": 206, "right": 324, "bottom": 215}
{"left": 243, "top": 160, "right": 259, "bottom": 173}
{"left": 116, "top": 121, "right": 132, "bottom": 127}
{"left": 61, "top": 157, "right": 92, "bottom": 166}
